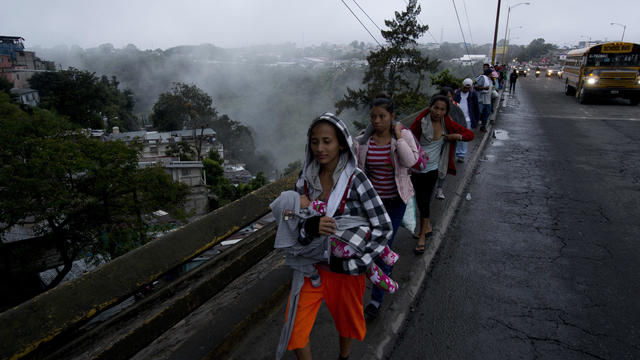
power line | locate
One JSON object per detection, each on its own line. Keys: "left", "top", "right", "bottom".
{"left": 461, "top": 0, "right": 475, "bottom": 47}
{"left": 351, "top": 0, "right": 382, "bottom": 32}
{"left": 451, "top": 0, "right": 477, "bottom": 75}
{"left": 340, "top": 0, "right": 382, "bottom": 46}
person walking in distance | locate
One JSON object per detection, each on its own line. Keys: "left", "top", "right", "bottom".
{"left": 509, "top": 69, "right": 518, "bottom": 93}
{"left": 454, "top": 78, "right": 480, "bottom": 163}
{"left": 475, "top": 66, "right": 494, "bottom": 132}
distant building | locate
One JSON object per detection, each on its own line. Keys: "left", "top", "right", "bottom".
{"left": 139, "top": 160, "right": 208, "bottom": 217}
{"left": 0, "top": 36, "right": 55, "bottom": 89}
{"left": 0, "top": 55, "right": 11, "bottom": 69}
{"left": 106, "top": 128, "right": 219, "bottom": 217}
{"left": 424, "top": 43, "right": 441, "bottom": 50}
{"left": 107, "top": 127, "right": 218, "bottom": 161}
{"left": 450, "top": 54, "right": 489, "bottom": 66}
{"left": 10, "top": 88, "right": 40, "bottom": 106}
{"left": 0, "top": 36, "right": 25, "bottom": 61}
{"left": 223, "top": 163, "right": 252, "bottom": 184}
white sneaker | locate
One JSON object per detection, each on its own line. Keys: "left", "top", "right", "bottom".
{"left": 435, "top": 187, "right": 445, "bottom": 200}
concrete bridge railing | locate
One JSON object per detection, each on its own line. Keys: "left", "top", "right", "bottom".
{"left": 0, "top": 173, "right": 297, "bottom": 360}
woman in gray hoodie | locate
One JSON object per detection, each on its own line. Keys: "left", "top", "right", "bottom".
{"left": 284, "top": 113, "right": 392, "bottom": 360}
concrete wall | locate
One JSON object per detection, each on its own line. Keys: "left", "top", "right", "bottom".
{"left": 0, "top": 173, "right": 297, "bottom": 360}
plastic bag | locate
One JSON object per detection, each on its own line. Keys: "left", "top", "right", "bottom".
{"left": 401, "top": 196, "right": 417, "bottom": 233}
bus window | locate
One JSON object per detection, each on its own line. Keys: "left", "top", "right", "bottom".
{"left": 587, "top": 53, "right": 640, "bottom": 67}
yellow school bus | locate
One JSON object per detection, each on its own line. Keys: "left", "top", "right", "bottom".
{"left": 563, "top": 42, "right": 640, "bottom": 105}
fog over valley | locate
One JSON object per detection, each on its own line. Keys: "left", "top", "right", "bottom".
{"left": 31, "top": 43, "right": 372, "bottom": 171}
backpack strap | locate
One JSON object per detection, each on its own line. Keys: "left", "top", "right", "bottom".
{"left": 338, "top": 173, "right": 356, "bottom": 215}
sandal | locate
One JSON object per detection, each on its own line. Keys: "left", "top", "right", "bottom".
{"left": 413, "top": 231, "right": 432, "bottom": 255}
{"left": 413, "top": 231, "right": 433, "bottom": 239}
{"left": 414, "top": 239, "right": 426, "bottom": 255}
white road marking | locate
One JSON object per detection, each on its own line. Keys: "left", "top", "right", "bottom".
{"left": 510, "top": 114, "right": 640, "bottom": 122}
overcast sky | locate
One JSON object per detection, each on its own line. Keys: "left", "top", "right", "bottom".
{"left": 4, "top": 0, "right": 638, "bottom": 50}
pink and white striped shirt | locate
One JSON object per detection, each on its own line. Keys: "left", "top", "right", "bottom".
{"left": 366, "top": 138, "right": 398, "bottom": 199}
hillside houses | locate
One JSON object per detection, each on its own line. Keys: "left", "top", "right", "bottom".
{"left": 0, "top": 36, "right": 55, "bottom": 94}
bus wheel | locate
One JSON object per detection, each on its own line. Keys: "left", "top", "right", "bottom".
{"left": 578, "top": 87, "right": 589, "bottom": 104}
{"left": 564, "top": 81, "right": 575, "bottom": 96}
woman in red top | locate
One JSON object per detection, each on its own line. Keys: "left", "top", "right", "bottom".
{"left": 409, "top": 95, "right": 474, "bottom": 254}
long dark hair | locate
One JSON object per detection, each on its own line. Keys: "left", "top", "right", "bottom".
{"left": 370, "top": 92, "right": 395, "bottom": 115}
{"left": 438, "top": 87, "right": 454, "bottom": 98}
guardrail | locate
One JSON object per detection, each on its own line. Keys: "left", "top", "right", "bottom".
{"left": 0, "top": 173, "right": 296, "bottom": 360}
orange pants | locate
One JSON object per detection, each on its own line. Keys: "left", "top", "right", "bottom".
{"left": 286, "top": 266, "right": 366, "bottom": 350}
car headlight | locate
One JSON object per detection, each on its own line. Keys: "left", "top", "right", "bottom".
{"left": 586, "top": 77, "right": 598, "bottom": 85}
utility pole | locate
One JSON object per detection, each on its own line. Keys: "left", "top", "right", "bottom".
{"left": 501, "top": 3, "right": 530, "bottom": 64}
{"left": 490, "top": 0, "right": 502, "bottom": 65}
{"left": 610, "top": 22, "right": 626, "bottom": 42}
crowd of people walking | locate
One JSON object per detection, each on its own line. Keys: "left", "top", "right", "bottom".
{"left": 271, "top": 65, "right": 504, "bottom": 359}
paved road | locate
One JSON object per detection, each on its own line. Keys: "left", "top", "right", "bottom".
{"left": 389, "top": 76, "right": 640, "bottom": 359}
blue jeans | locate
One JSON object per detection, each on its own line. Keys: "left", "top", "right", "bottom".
{"left": 455, "top": 120, "right": 471, "bottom": 158}
{"left": 479, "top": 103, "right": 492, "bottom": 126}
{"left": 370, "top": 196, "right": 407, "bottom": 304}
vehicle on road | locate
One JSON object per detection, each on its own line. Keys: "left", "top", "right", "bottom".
{"left": 535, "top": 67, "right": 541, "bottom": 77}
{"left": 551, "top": 65, "right": 564, "bottom": 78}
{"left": 563, "top": 42, "right": 640, "bottom": 105}
{"left": 517, "top": 66, "right": 527, "bottom": 77}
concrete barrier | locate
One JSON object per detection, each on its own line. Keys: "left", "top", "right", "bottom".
{"left": 0, "top": 173, "right": 296, "bottom": 360}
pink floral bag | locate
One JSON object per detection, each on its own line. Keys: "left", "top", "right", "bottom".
{"left": 409, "top": 132, "right": 429, "bottom": 173}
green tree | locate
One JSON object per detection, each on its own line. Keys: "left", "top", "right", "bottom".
{"left": 0, "top": 76, "right": 12, "bottom": 95}
{"left": 207, "top": 147, "right": 223, "bottom": 163}
{"left": 0, "top": 93, "right": 188, "bottom": 289}
{"left": 336, "top": 0, "right": 440, "bottom": 116}
{"left": 202, "top": 151, "right": 268, "bottom": 210}
{"left": 430, "top": 69, "right": 464, "bottom": 90}
{"left": 150, "top": 83, "right": 217, "bottom": 159}
{"left": 282, "top": 160, "right": 302, "bottom": 178}
{"left": 232, "top": 172, "right": 268, "bottom": 202}
{"left": 202, "top": 157, "right": 224, "bottom": 187}
{"left": 514, "top": 38, "right": 558, "bottom": 62}
{"left": 165, "top": 140, "right": 196, "bottom": 161}
{"left": 210, "top": 114, "right": 274, "bottom": 173}
{"left": 27, "top": 68, "right": 137, "bottom": 130}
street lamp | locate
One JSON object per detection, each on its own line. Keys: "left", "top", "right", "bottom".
{"left": 504, "top": 26, "right": 523, "bottom": 65}
{"left": 610, "top": 22, "right": 627, "bottom": 41}
{"left": 501, "top": 2, "right": 531, "bottom": 65}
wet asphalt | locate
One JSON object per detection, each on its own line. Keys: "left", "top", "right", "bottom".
{"left": 389, "top": 75, "right": 640, "bottom": 359}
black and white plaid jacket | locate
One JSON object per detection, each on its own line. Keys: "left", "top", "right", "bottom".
{"left": 296, "top": 168, "right": 392, "bottom": 275}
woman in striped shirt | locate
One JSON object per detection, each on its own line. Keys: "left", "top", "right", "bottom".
{"left": 354, "top": 94, "right": 420, "bottom": 319}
